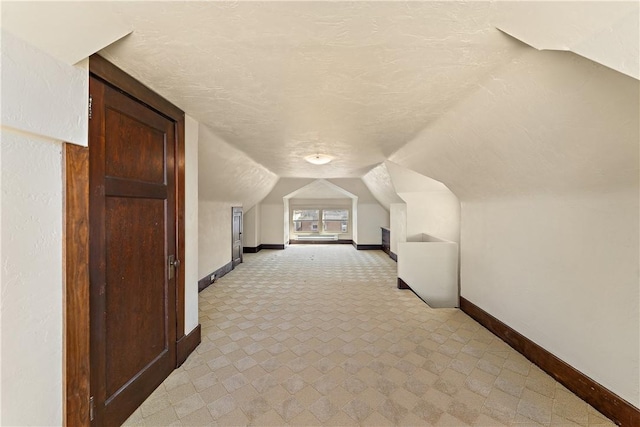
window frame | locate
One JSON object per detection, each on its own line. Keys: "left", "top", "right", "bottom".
{"left": 321, "top": 208, "right": 349, "bottom": 233}
{"left": 291, "top": 206, "right": 350, "bottom": 235}
{"left": 292, "top": 208, "right": 320, "bottom": 233}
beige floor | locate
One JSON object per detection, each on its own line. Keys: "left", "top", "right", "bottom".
{"left": 124, "top": 245, "right": 613, "bottom": 426}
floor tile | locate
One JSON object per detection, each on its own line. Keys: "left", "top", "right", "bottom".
{"left": 123, "top": 246, "right": 614, "bottom": 427}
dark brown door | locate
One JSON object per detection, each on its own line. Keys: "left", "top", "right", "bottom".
{"left": 89, "top": 76, "right": 178, "bottom": 426}
{"left": 232, "top": 207, "right": 243, "bottom": 268}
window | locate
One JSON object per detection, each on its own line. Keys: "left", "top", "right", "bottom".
{"left": 293, "top": 209, "right": 319, "bottom": 232}
{"left": 322, "top": 209, "right": 349, "bottom": 233}
{"left": 292, "top": 208, "right": 349, "bottom": 233}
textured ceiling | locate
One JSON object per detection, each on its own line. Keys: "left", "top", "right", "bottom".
{"left": 285, "top": 179, "right": 355, "bottom": 200}
{"left": 98, "top": 1, "right": 521, "bottom": 178}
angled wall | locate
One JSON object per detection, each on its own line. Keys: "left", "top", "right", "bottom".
{"left": 391, "top": 45, "right": 639, "bottom": 406}
{"left": 242, "top": 204, "right": 261, "bottom": 249}
{"left": 362, "top": 163, "right": 404, "bottom": 210}
{"left": 258, "top": 178, "right": 315, "bottom": 246}
{"left": 198, "top": 124, "right": 278, "bottom": 277}
{"left": 386, "top": 161, "right": 460, "bottom": 244}
{"left": 258, "top": 178, "right": 389, "bottom": 246}
{"left": 0, "top": 31, "right": 88, "bottom": 425}
{"left": 491, "top": 1, "right": 639, "bottom": 79}
{"left": 357, "top": 203, "right": 389, "bottom": 245}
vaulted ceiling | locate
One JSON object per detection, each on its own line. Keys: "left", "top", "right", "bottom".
{"left": 97, "top": 1, "right": 522, "bottom": 178}
{"left": 2, "top": 1, "right": 637, "bottom": 208}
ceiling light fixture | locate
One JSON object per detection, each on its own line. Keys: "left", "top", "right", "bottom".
{"left": 304, "top": 154, "right": 333, "bottom": 165}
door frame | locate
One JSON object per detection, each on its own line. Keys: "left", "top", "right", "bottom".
{"left": 64, "top": 54, "right": 187, "bottom": 426}
{"left": 232, "top": 206, "right": 243, "bottom": 268}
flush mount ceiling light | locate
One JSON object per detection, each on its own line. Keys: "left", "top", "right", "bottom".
{"left": 304, "top": 154, "right": 333, "bottom": 165}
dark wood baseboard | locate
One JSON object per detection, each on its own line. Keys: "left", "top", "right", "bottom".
{"left": 261, "top": 244, "right": 286, "bottom": 250}
{"left": 198, "top": 261, "right": 233, "bottom": 292}
{"left": 243, "top": 244, "right": 288, "bottom": 252}
{"left": 354, "top": 243, "right": 383, "bottom": 250}
{"left": 389, "top": 251, "right": 397, "bottom": 262}
{"left": 243, "top": 245, "right": 262, "bottom": 253}
{"left": 197, "top": 276, "right": 209, "bottom": 292}
{"left": 176, "top": 324, "right": 201, "bottom": 367}
{"left": 397, "top": 277, "right": 410, "bottom": 289}
{"left": 459, "top": 297, "right": 639, "bottom": 427}
{"left": 289, "top": 239, "right": 353, "bottom": 245}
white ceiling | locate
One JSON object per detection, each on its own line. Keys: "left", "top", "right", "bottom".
{"left": 97, "top": 1, "right": 522, "bottom": 178}
{"left": 285, "top": 179, "right": 355, "bottom": 200}
{"left": 3, "top": 1, "right": 636, "bottom": 208}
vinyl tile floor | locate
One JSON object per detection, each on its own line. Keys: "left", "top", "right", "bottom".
{"left": 123, "top": 245, "right": 614, "bottom": 426}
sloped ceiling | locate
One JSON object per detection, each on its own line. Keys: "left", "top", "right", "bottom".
{"left": 385, "top": 160, "right": 451, "bottom": 194}
{"left": 198, "top": 124, "right": 278, "bottom": 209}
{"left": 1, "top": 2, "right": 131, "bottom": 64}
{"left": 95, "top": 1, "right": 521, "bottom": 178}
{"left": 285, "top": 180, "right": 355, "bottom": 200}
{"left": 327, "top": 178, "right": 379, "bottom": 203}
{"left": 389, "top": 48, "right": 639, "bottom": 200}
{"left": 2, "top": 1, "right": 637, "bottom": 206}
{"left": 491, "top": 1, "right": 639, "bottom": 79}
{"left": 362, "top": 163, "right": 404, "bottom": 210}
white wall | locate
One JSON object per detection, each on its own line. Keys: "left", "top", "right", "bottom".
{"left": 184, "top": 115, "right": 199, "bottom": 333}
{"left": 1, "top": 30, "right": 88, "bottom": 146}
{"left": 389, "top": 203, "right": 407, "bottom": 255}
{"left": 260, "top": 203, "right": 286, "bottom": 245}
{"left": 197, "top": 123, "right": 278, "bottom": 276}
{"left": 351, "top": 198, "right": 358, "bottom": 244}
{"left": 356, "top": 203, "right": 389, "bottom": 245}
{"left": 1, "top": 130, "right": 64, "bottom": 426}
{"left": 198, "top": 201, "right": 234, "bottom": 278}
{"left": 398, "top": 241, "right": 459, "bottom": 308}
{"left": 254, "top": 203, "right": 262, "bottom": 247}
{"left": 283, "top": 199, "right": 290, "bottom": 245}
{"left": 391, "top": 47, "right": 640, "bottom": 405}
{"left": 259, "top": 179, "right": 323, "bottom": 245}
{"left": 385, "top": 160, "right": 461, "bottom": 244}
{"left": 462, "top": 191, "right": 639, "bottom": 404}
{"left": 242, "top": 205, "right": 259, "bottom": 248}
{"left": 0, "top": 31, "right": 89, "bottom": 426}
{"left": 399, "top": 191, "right": 460, "bottom": 243}
{"left": 260, "top": 178, "right": 388, "bottom": 246}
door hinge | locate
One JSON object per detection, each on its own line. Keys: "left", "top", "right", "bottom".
{"left": 88, "top": 94, "right": 93, "bottom": 120}
{"left": 89, "top": 396, "right": 95, "bottom": 421}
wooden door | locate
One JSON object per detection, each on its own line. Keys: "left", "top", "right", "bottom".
{"left": 232, "top": 207, "right": 243, "bottom": 268}
{"left": 89, "top": 75, "right": 178, "bottom": 426}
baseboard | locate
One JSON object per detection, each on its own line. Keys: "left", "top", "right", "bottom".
{"left": 355, "top": 244, "right": 382, "bottom": 250}
{"left": 459, "top": 297, "right": 639, "bottom": 427}
{"left": 397, "top": 277, "right": 410, "bottom": 289}
{"left": 261, "top": 244, "right": 285, "bottom": 250}
{"left": 198, "top": 261, "right": 233, "bottom": 292}
{"left": 243, "top": 245, "right": 262, "bottom": 253}
{"left": 289, "top": 239, "right": 353, "bottom": 245}
{"left": 176, "top": 324, "right": 201, "bottom": 367}
{"left": 389, "top": 251, "right": 397, "bottom": 262}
